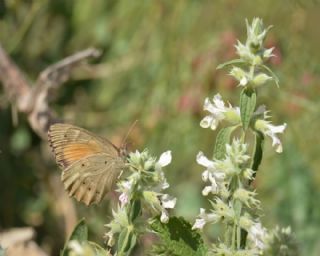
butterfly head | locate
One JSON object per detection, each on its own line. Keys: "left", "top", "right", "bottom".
{"left": 119, "top": 144, "right": 129, "bottom": 159}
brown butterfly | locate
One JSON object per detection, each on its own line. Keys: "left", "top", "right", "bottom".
{"left": 48, "top": 123, "right": 128, "bottom": 206}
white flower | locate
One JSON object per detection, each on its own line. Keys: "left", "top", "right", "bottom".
{"left": 200, "top": 94, "right": 240, "bottom": 130}
{"left": 229, "top": 66, "right": 249, "bottom": 86}
{"left": 253, "top": 106, "right": 286, "bottom": 153}
{"left": 192, "top": 208, "right": 220, "bottom": 230}
{"left": 248, "top": 222, "right": 268, "bottom": 251}
{"left": 197, "top": 151, "right": 216, "bottom": 169}
{"left": 161, "top": 194, "right": 176, "bottom": 209}
{"left": 255, "top": 119, "right": 287, "bottom": 153}
{"left": 118, "top": 180, "right": 133, "bottom": 207}
{"left": 225, "top": 139, "right": 250, "bottom": 164}
{"left": 157, "top": 151, "right": 172, "bottom": 167}
{"left": 124, "top": 150, "right": 176, "bottom": 223}
{"left": 197, "top": 152, "right": 225, "bottom": 195}
{"left": 160, "top": 194, "right": 176, "bottom": 223}
{"left": 233, "top": 188, "right": 260, "bottom": 208}
{"left": 192, "top": 216, "right": 206, "bottom": 230}
{"left": 154, "top": 155, "right": 171, "bottom": 191}
{"left": 143, "top": 191, "right": 176, "bottom": 223}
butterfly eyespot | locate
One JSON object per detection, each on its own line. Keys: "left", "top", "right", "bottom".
{"left": 81, "top": 163, "right": 85, "bottom": 167}
{"left": 82, "top": 181, "right": 86, "bottom": 185}
{"left": 104, "top": 161, "right": 107, "bottom": 164}
{"left": 88, "top": 187, "right": 91, "bottom": 191}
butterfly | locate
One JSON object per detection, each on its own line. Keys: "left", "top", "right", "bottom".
{"left": 48, "top": 123, "right": 128, "bottom": 206}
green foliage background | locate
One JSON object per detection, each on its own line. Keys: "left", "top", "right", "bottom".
{"left": 1, "top": 0, "right": 320, "bottom": 255}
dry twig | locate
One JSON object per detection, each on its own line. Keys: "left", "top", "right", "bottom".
{"left": 0, "top": 44, "right": 101, "bottom": 138}
{"left": 0, "top": 43, "right": 102, "bottom": 242}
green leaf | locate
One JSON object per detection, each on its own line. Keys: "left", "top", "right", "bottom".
{"left": 213, "top": 126, "right": 237, "bottom": 160}
{"left": 68, "top": 219, "right": 88, "bottom": 242}
{"left": 117, "top": 227, "right": 136, "bottom": 255}
{"left": 216, "top": 59, "right": 246, "bottom": 69}
{"left": 251, "top": 131, "right": 264, "bottom": 180}
{"left": 61, "top": 219, "right": 88, "bottom": 256}
{"left": 261, "top": 64, "right": 280, "bottom": 87}
{"left": 129, "top": 199, "right": 141, "bottom": 222}
{"left": 88, "top": 242, "right": 111, "bottom": 256}
{"left": 240, "top": 88, "right": 256, "bottom": 130}
{"left": 150, "top": 216, "right": 207, "bottom": 256}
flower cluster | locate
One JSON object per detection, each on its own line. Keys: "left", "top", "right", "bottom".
{"left": 201, "top": 94, "right": 286, "bottom": 153}
{"left": 192, "top": 18, "right": 291, "bottom": 255}
{"left": 263, "top": 226, "right": 299, "bottom": 256}
{"left": 104, "top": 150, "right": 176, "bottom": 248}
{"left": 194, "top": 139, "right": 269, "bottom": 254}
{"left": 200, "top": 93, "right": 240, "bottom": 130}
{"left": 60, "top": 17, "right": 297, "bottom": 256}
{"left": 235, "top": 18, "right": 274, "bottom": 68}
{"left": 196, "top": 139, "right": 250, "bottom": 198}
{"left": 120, "top": 150, "right": 176, "bottom": 223}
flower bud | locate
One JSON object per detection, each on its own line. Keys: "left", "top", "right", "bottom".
{"left": 243, "top": 168, "right": 254, "bottom": 180}
{"left": 144, "top": 159, "right": 155, "bottom": 171}
{"left": 263, "top": 47, "right": 274, "bottom": 60}
{"left": 234, "top": 188, "right": 260, "bottom": 208}
{"left": 252, "top": 73, "right": 272, "bottom": 87}
{"left": 224, "top": 108, "right": 241, "bottom": 124}
{"left": 239, "top": 215, "right": 254, "bottom": 231}
{"left": 229, "top": 67, "right": 248, "bottom": 86}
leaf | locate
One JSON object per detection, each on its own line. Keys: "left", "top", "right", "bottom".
{"left": 61, "top": 218, "right": 88, "bottom": 256}
{"left": 129, "top": 199, "right": 141, "bottom": 222}
{"left": 261, "top": 64, "right": 280, "bottom": 87}
{"left": 216, "top": 59, "right": 246, "bottom": 69}
{"left": 251, "top": 131, "right": 264, "bottom": 180}
{"left": 240, "top": 88, "right": 256, "bottom": 130}
{"left": 213, "top": 126, "right": 237, "bottom": 160}
{"left": 88, "top": 242, "right": 112, "bottom": 256}
{"left": 68, "top": 219, "right": 88, "bottom": 242}
{"left": 117, "top": 228, "right": 137, "bottom": 255}
{"left": 150, "top": 216, "right": 207, "bottom": 256}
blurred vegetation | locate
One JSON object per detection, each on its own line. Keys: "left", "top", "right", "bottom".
{"left": 1, "top": 0, "right": 320, "bottom": 255}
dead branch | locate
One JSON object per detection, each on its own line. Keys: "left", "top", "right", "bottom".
{"left": 0, "top": 43, "right": 102, "bottom": 240}
{"left": 0, "top": 43, "right": 101, "bottom": 138}
{"left": 0, "top": 44, "right": 31, "bottom": 112}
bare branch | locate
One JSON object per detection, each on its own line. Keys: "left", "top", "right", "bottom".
{"left": 0, "top": 44, "right": 101, "bottom": 138}
{"left": 0, "top": 44, "right": 102, "bottom": 238}
{"left": 36, "top": 47, "right": 101, "bottom": 89}
{"left": 0, "top": 44, "right": 32, "bottom": 112}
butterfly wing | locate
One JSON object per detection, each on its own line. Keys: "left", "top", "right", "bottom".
{"left": 62, "top": 153, "right": 125, "bottom": 205}
{"left": 48, "top": 123, "right": 120, "bottom": 168}
{"left": 48, "top": 123, "right": 125, "bottom": 205}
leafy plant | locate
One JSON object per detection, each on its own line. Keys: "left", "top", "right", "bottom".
{"left": 59, "top": 18, "right": 299, "bottom": 256}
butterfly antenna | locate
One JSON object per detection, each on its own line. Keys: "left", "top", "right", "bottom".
{"left": 122, "top": 120, "right": 138, "bottom": 147}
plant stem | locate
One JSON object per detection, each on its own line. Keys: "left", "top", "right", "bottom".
{"left": 232, "top": 223, "right": 236, "bottom": 250}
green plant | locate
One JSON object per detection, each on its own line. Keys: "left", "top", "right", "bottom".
{"left": 62, "top": 18, "right": 298, "bottom": 256}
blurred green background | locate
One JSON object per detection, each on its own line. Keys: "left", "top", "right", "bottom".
{"left": 1, "top": 0, "right": 320, "bottom": 255}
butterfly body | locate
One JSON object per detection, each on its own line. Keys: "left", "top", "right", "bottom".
{"left": 48, "top": 123, "right": 127, "bottom": 206}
